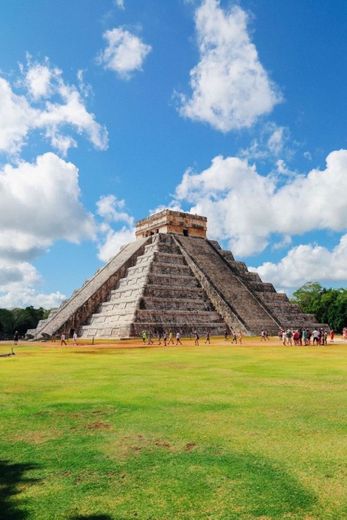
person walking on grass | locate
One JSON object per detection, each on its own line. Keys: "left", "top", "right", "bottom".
{"left": 231, "top": 330, "right": 238, "bottom": 344}
{"left": 163, "top": 331, "right": 167, "bottom": 346}
{"left": 312, "top": 328, "right": 319, "bottom": 345}
{"left": 73, "top": 332, "right": 78, "bottom": 346}
{"left": 205, "top": 331, "right": 210, "bottom": 345}
{"left": 60, "top": 333, "right": 67, "bottom": 346}
{"left": 13, "top": 330, "right": 19, "bottom": 346}
{"left": 176, "top": 331, "right": 182, "bottom": 345}
{"left": 286, "top": 328, "right": 293, "bottom": 346}
{"left": 168, "top": 330, "right": 174, "bottom": 345}
{"left": 237, "top": 330, "right": 243, "bottom": 344}
{"left": 194, "top": 330, "right": 199, "bottom": 346}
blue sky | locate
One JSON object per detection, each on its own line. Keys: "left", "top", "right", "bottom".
{"left": 0, "top": 0, "right": 347, "bottom": 308}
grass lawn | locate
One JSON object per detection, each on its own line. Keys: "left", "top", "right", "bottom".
{"left": 0, "top": 338, "right": 346, "bottom": 519}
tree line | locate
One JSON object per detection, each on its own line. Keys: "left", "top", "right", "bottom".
{"left": 291, "top": 282, "right": 347, "bottom": 332}
{"left": 0, "top": 307, "right": 49, "bottom": 339}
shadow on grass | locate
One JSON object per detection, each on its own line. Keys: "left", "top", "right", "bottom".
{"left": 120, "top": 449, "right": 317, "bottom": 518}
{"left": 0, "top": 460, "right": 39, "bottom": 520}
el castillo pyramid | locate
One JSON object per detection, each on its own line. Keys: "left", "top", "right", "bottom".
{"left": 27, "top": 210, "right": 323, "bottom": 339}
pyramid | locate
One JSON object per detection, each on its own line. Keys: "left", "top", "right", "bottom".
{"left": 28, "top": 210, "right": 324, "bottom": 340}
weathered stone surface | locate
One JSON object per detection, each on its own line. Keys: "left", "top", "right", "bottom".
{"left": 81, "top": 234, "right": 226, "bottom": 338}
{"left": 136, "top": 209, "right": 207, "bottom": 239}
{"left": 28, "top": 210, "right": 325, "bottom": 340}
{"left": 30, "top": 236, "right": 149, "bottom": 339}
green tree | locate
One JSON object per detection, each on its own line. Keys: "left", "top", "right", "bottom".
{"left": 292, "top": 282, "right": 347, "bottom": 332}
{"left": 0, "top": 309, "right": 14, "bottom": 338}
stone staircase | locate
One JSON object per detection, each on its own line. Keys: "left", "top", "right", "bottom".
{"left": 176, "top": 236, "right": 283, "bottom": 335}
{"left": 210, "top": 242, "right": 324, "bottom": 330}
{"left": 28, "top": 237, "right": 150, "bottom": 339}
{"left": 177, "top": 237, "right": 324, "bottom": 334}
{"left": 80, "top": 234, "right": 226, "bottom": 338}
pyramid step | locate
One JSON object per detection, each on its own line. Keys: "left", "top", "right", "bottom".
{"left": 143, "top": 285, "right": 205, "bottom": 299}
{"left": 135, "top": 309, "right": 223, "bottom": 324}
{"left": 118, "top": 275, "right": 147, "bottom": 289}
{"left": 153, "top": 252, "right": 186, "bottom": 265}
{"left": 132, "top": 322, "right": 226, "bottom": 336}
{"left": 151, "top": 243, "right": 180, "bottom": 255}
{"left": 150, "top": 263, "right": 191, "bottom": 276}
{"left": 110, "top": 287, "right": 143, "bottom": 298}
{"left": 139, "top": 297, "right": 214, "bottom": 311}
{"left": 146, "top": 273, "right": 199, "bottom": 288}
{"left": 99, "top": 297, "right": 138, "bottom": 311}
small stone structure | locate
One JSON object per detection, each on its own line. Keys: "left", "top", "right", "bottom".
{"left": 135, "top": 210, "right": 207, "bottom": 239}
{"left": 27, "top": 210, "right": 325, "bottom": 339}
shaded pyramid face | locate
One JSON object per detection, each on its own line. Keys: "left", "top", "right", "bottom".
{"left": 80, "top": 234, "right": 226, "bottom": 338}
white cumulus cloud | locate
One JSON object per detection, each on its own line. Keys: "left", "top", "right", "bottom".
{"left": 175, "top": 149, "right": 347, "bottom": 257}
{"left": 0, "top": 152, "right": 96, "bottom": 308}
{"left": 96, "top": 194, "right": 135, "bottom": 262}
{"left": 251, "top": 234, "right": 347, "bottom": 289}
{"left": 98, "top": 27, "right": 152, "bottom": 79}
{"left": 0, "top": 57, "right": 108, "bottom": 156}
{"left": 178, "top": 0, "right": 282, "bottom": 131}
{"left": 98, "top": 227, "right": 135, "bottom": 262}
{"left": 0, "top": 152, "right": 96, "bottom": 260}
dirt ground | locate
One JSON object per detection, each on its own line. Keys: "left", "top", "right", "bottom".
{"left": 2, "top": 334, "right": 346, "bottom": 352}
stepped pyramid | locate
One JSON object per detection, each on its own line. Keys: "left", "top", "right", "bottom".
{"left": 27, "top": 210, "right": 324, "bottom": 340}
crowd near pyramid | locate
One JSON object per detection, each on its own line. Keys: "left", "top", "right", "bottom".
{"left": 27, "top": 210, "right": 325, "bottom": 340}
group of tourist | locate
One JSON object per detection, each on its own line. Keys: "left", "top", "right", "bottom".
{"left": 141, "top": 329, "right": 213, "bottom": 346}
{"left": 279, "top": 327, "right": 334, "bottom": 346}
{"left": 139, "top": 326, "right": 343, "bottom": 347}
{"left": 141, "top": 329, "right": 246, "bottom": 346}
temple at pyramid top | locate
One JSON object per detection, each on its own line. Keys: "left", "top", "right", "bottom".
{"left": 27, "top": 209, "right": 325, "bottom": 340}
{"left": 135, "top": 209, "right": 207, "bottom": 239}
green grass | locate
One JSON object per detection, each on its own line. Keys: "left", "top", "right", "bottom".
{"left": 0, "top": 340, "right": 346, "bottom": 519}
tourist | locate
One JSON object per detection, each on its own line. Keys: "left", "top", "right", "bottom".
{"left": 205, "top": 331, "right": 210, "bottom": 344}
{"left": 13, "top": 330, "right": 19, "bottom": 346}
{"left": 330, "top": 329, "right": 335, "bottom": 343}
{"left": 168, "top": 331, "right": 174, "bottom": 345}
{"left": 224, "top": 330, "right": 229, "bottom": 341}
{"left": 237, "top": 330, "right": 243, "bottom": 344}
{"left": 176, "top": 331, "right": 182, "bottom": 345}
{"left": 73, "top": 332, "right": 78, "bottom": 346}
{"left": 293, "top": 330, "right": 300, "bottom": 346}
{"left": 147, "top": 332, "right": 153, "bottom": 345}
{"left": 194, "top": 330, "right": 199, "bottom": 346}
{"left": 142, "top": 330, "right": 147, "bottom": 344}
{"left": 307, "top": 329, "right": 312, "bottom": 345}
{"left": 231, "top": 330, "right": 238, "bottom": 344}
{"left": 60, "top": 333, "right": 67, "bottom": 346}
{"left": 285, "top": 329, "right": 293, "bottom": 346}
{"left": 312, "top": 328, "right": 320, "bottom": 345}
{"left": 163, "top": 331, "right": 167, "bottom": 346}
{"left": 282, "top": 329, "right": 287, "bottom": 346}
{"left": 302, "top": 328, "right": 308, "bottom": 346}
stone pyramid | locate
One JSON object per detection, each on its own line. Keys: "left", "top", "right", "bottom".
{"left": 28, "top": 210, "right": 324, "bottom": 340}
